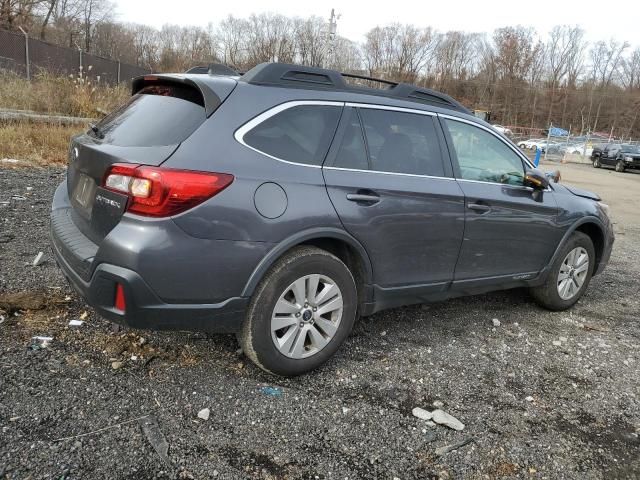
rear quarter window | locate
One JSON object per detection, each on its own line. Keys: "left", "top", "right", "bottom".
{"left": 242, "top": 105, "right": 342, "bottom": 166}
{"left": 94, "top": 83, "right": 206, "bottom": 147}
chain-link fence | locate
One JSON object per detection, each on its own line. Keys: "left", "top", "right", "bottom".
{"left": 0, "top": 29, "right": 150, "bottom": 84}
{"left": 505, "top": 125, "right": 640, "bottom": 164}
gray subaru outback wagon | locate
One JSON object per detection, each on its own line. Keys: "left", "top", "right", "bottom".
{"left": 51, "top": 63, "right": 614, "bottom": 375}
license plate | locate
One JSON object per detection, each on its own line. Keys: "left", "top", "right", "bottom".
{"left": 73, "top": 174, "right": 95, "bottom": 209}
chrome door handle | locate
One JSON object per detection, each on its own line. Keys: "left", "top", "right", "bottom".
{"left": 468, "top": 203, "right": 491, "bottom": 213}
{"left": 346, "top": 193, "right": 380, "bottom": 204}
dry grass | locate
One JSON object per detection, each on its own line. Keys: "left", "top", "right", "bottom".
{"left": 0, "top": 70, "right": 129, "bottom": 118}
{"left": 0, "top": 71, "right": 130, "bottom": 166}
{"left": 0, "top": 121, "right": 81, "bottom": 165}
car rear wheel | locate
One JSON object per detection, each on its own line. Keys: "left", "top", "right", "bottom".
{"left": 592, "top": 157, "right": 601, "bottom": 168}
{"left": 529, "top": 232, "right": 595, "bottom": 311}
{"left": 615, "top": 160, "right": 626, "bottom": 172}
{"left": 239, "top": 246, "right": 357, "bottom": 376}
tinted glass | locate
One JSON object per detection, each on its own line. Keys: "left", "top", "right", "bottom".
{"left": 244, "top": 105, "right": 341, "bottom": 166}
{"left": 334, "top": 110, "right": 368, "bottom": 170}
{"left": 94, "top": 84, "right": 206, "bottom": 147}
{"left": 445, "top": 119, "right": 525, "bottom": 185}
{"left": 359, "top": 109, "right": 445, "bottom": 176}
{"left": 622, "top": 145, "right": 640, "bottom": 153}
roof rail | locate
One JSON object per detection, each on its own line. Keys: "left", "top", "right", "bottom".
{"left": 185, "top": 63, "right": 240, "bottom": 76}
{"left": 240, "top": 63, "right": 470, "bottom": 114}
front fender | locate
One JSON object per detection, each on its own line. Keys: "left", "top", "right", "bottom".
{"left": 536, "top": 215, "right": 607, "bottom": 283}
{"left": 240, "top": 227, "right": 373, "bottom": 297}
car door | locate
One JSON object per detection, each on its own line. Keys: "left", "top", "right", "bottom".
{"left": 323, "top": 106, "right": 465, "bottom": 297}
{"left": 440, "top": 115, "right": 562, "bottom": 284}
{"left": 607, "top": 144, "right": 621, "bottom": 164}
{"left": 601, "top": 144, "right": 617, "bottom": 165}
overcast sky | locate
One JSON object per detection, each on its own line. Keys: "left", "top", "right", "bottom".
{"left": 114, "top": 0, "right": 640, "bottom": 47}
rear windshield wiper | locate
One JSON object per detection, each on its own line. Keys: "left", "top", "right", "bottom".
{"left": 89, "top": 123, "right": 105, "bottom": 139}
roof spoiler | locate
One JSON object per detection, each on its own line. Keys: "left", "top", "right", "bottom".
{"left": 131, "top": 74, "right": 236, "bottom": 117}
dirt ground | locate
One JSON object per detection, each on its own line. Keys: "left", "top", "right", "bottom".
{"left": 0, "top": 162, "right": 638, "bottom": 479}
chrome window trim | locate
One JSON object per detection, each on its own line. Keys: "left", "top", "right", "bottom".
{"left": 345, "top": 102, "right": 437, "bottom": 117}
{"left": 323, "top": 166, "right": 456, "bottom": 181}
{"left": 438, "top": 113, "right": 535, "bottom": 169}
{"left": 234, "top": 100, "right": 345, "bottom": 168}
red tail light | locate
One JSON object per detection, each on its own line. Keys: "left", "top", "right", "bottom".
{"left": 114, "top": 283, "right": 126, "bottom": 312}
{"left": 103, "top": 164, "right": 234, "bottom": 217}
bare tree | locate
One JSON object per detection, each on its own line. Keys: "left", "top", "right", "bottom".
{"left": 293, "top": 16, "right": 325, "bottom": 67}
{"left": 621, "top": 47, "right": 640, "bottom": 91}
{"left": 545, "top": 25, "right": 585, "bottom": 125}
{"left": 245, "top": 13, "right": 295, "bottom": 65}
{"left": 362, "top": 23, "right": 435, "bottom": 82}
{"left": 0, "top": 0, "right": 43, "bottom": 30}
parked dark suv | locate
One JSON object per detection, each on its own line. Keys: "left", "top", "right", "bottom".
{"left": 592, "top": 143, "right": 640, "bottom": 172}
{"left": 51, "top": 63, "right": 614, "bottom": 375}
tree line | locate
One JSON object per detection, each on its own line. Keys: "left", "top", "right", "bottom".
{"left": 2, "top": 1, "right": 640, "bottom": 137}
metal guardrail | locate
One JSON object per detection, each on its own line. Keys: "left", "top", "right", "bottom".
{"left": 0, "top": 108, "right": 94, "bottom": 126}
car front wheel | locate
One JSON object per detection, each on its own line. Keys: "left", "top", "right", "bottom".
{"left": 239, "top": 246, "right": 357, "bottom": 376}
{"left": 529, "top": 232, "right": 595, "bottom": 311}
{"left": 615, "top": 160, "right": 626, "bottom": 172}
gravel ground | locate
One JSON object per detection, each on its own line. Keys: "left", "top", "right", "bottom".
{"left": 1, "top": 163, "right": 639, "bottom": 480}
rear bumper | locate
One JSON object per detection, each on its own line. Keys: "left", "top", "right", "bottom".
{"left": 50, "top": 180, "right": 251, "bottom": 333}
{"left": 52, "top": 233, "right": 248, "bottom": 332}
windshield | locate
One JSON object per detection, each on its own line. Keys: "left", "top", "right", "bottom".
{"left": 621, "top": 145, "right": 640, "bottom": 154}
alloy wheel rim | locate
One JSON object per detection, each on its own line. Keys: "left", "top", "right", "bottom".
{"left": 557, "top": 247, "right": 589, "bottom": 300}
{"left": 270, "top": 274, "right": 343, "bottom": 359}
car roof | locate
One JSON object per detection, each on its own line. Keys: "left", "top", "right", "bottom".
{"left": 240, "top": 62, "right": 471, "bottom": 116}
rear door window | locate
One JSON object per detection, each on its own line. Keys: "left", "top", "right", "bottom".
{"left": 333, "top": 109, "right": 369, "bottom": 170}
{"left": 243, "top": 105, "right": 342, "bottom": 166}
{"left": 94, "top": 84, "right": 206, "bottom": 147}
{"left": 358, "top": 108, "right": 445, "bottom": 176}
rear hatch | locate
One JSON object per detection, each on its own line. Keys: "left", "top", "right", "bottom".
{"left": 67, "top": 75, "right": 236, "bottom": 243}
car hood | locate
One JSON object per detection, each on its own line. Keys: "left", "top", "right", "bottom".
{"left": 622, "top": 152, "right": 640, "bottom": 159}
{"left": 563, "top": 183, "right": 601, "bottom": 201}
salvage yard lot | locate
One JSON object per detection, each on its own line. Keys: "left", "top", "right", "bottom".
{"left": 0, "top": 162, "right": 639, "bottom": 479}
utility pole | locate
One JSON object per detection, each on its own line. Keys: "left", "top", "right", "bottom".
{"left": 324, "top": 9, "right": 338, "bottom": 68}
{"left": 18, "top": 27, "right": 30, "bottom": 81}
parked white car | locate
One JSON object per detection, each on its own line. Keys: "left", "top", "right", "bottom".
{"left": 492, "top": 124, "right": 513, "bottom": 136}
{"left": 518, "top": 138, "right": 544, "bottom": 149}
{"left": 564, "top": 143, "right": 594, "bottom": 157}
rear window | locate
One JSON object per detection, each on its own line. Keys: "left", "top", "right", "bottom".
{"left": 93, "top": 84, "right": 206, "bottom": 147}
{"left": 243, "top": 105, "right": 342, "bottom": 166}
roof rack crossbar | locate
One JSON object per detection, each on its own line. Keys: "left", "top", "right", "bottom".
{"left": 341, "top": 72, "right": 398, "bottom": 87}
{"left": 240, "top": 63, "right": 471, "bottom": 114}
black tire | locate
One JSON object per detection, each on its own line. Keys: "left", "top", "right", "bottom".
{"left": 529, "top": 232, "right": 595, "bottom": 311}
{"left": 239, "top": 246, "right": 357, "bottom": 376}
{"left": 615, "top": 160, "right": 626, "bottom": 172}
{"left": 592, "top": 157, "right": 601, "bottom": 168}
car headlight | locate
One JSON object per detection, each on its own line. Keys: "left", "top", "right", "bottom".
{"left": 598, "top": 202, "right": 611, "bottom": 218}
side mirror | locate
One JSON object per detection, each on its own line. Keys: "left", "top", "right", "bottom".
{"left": 524, "top": 168, "right": 550, "bottom": 190}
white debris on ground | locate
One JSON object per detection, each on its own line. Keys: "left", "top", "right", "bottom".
{"left": 32, "top": 252, "right": 44, "bottom": 267}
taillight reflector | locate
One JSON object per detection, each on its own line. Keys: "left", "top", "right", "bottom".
{"left": 103, "top": 164, "right": 233, "bottom": 217}
{"left": 115, "top": 284, "right": 126, "bottom": 312}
